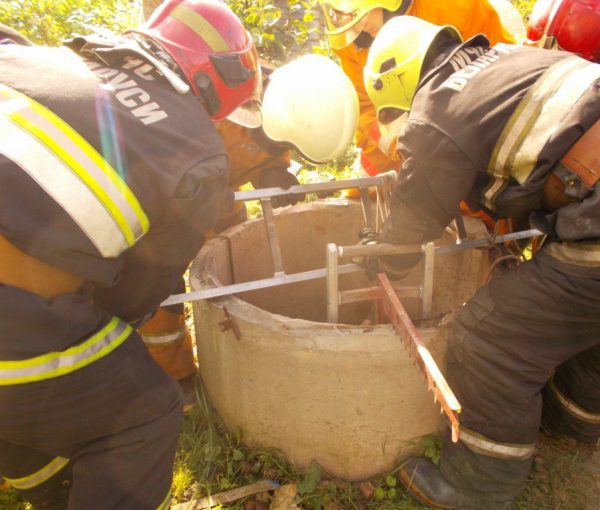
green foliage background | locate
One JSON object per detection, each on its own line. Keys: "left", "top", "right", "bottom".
{"left": 227, "top": 0, "right": 326, "bottom": 64}
{"left": 0, "top": 0, "right": 141, "bottom": 46}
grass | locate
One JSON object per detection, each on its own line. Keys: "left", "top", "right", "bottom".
{"left": 171, "top": 379, "right": 433, "bottom": 510}
{"left": 168, "top": 379, "right": 599, "bottom": 510}
{"left": 3, "top": 387, "right": 597, "bottom": 510}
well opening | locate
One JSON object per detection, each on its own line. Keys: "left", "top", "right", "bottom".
{"left": 190, "top": 200, "right": 490, "bottom": 480}
{"left": 200, "top": 200, "right": 488, "bottom": 325}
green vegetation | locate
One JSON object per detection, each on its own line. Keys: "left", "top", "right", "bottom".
{"left": 171, "top": 380, "right": 599, "bottom": 510}
{"left": 171, "top": 381, "right": 432, "bottom": 510}
{"left": 511, "top": 0, "right": 536, "bottom": 19}
{"left": 228, "top": 0, "right": 326, "bottom": 64}
{"left": 0, "top": 0, "right": 141, "bottom": 46}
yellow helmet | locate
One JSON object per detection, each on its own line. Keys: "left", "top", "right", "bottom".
{"left": 319, "top": 0, "right": 403, "bottom": 49}
{"left": 364, "top": 16, "right": 461, "bottom": 120}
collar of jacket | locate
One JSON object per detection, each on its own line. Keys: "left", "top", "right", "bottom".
{"left": 416, "top": 34, "right": 490, "bottom": 96}
{"left": 64, "top": 34, "right": 191, "bottom": 95}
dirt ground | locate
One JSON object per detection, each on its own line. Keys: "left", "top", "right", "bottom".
{"left": 516, "top": 433, "right": 600, "bottom": 510}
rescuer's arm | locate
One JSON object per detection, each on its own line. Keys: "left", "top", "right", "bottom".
{"left": 250, "top": 166, "right": 302, "bottom": 208}
{"left": 93, "top": 154, "right": 229, "bottom": 323}
{"left": 377, "top": 125, "right": 478, "bottom": 278}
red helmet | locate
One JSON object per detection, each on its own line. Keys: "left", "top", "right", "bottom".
{"left": 133, "top": 0, "right": 262, "bottom": 125}
{"left": 526, "top": 0, "right": 600, "bottom": 62}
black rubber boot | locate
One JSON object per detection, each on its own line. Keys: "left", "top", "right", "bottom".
{"left": 398, "top": 456, "right": 514, "bottom": 510}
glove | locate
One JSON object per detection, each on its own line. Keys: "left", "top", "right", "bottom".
{"left": 352, "top": 228, "right": 381, "bottom": 281}
{"left": 252, "top": 167, "right": 305, "bottom": 208}
{"left": 353, "top": 227, "right": 416, "bottom": 281}
{"left": 376, "top": 198, "right": 444, "bottom": 280}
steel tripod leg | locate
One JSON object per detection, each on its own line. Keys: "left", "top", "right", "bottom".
{"left": 260, "top": 198, "right": 284, "bottom": 277}
{"left": 422, "top": 242, "right": 435, "bottom": 319}
{"left": 326, "top": 243, "right": 339, "bottom": 323}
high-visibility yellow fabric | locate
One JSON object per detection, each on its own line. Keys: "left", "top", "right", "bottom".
{"left": 0, "top": 317, "right": 132, "bottom": 385}
{"left": 3, "top": 457, "right": 69, "bottom": 490}
{"left": 0, "top": 84, "right": 149, "bottom": 257}
{"left": 334, "top": 0, "right": 518, "bottom": 175}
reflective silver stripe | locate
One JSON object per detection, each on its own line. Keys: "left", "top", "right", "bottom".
{"left": 484, "top": 57, "right": 600, "bottom": 210}
{"left": 460, "top": 426, "right": 535, "bottom": 460}
{"left": 0, "top": 318, "right": 132, "bottom": 385}
{"left": 549, "top": 378, "right": 600, "bottom": 424}
{"left": 4, "top": 457, "right": 69, "bottom": 490}
{"left": 0, "top": 84, "right": 149, "bottom": 257}
{"left": 140, "top": 330, "right": 185, "bottom": 346}
{"left": 544, "top": 241, "right": 600, "bottom": 267}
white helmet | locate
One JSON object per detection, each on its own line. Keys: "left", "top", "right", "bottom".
{"left": 488, "top": 0, "right": 526, "bottom": 43}
{"left": 261, "top": 54, "right": 359, "bottom": 164}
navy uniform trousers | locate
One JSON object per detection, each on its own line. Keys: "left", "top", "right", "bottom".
{"left": 0, "top": 285, "right": 183, "bottom": 509}
{"left": 438, "top": 250, "right": 600, "bottom": 503}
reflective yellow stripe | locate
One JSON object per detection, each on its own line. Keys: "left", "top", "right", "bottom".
{"left": 170, "top": 4, "right": 230, "bottom": 52}
{"left": 0, "top": 84, "right": 149, "bottom": 257}
{"left": 0, "top": 318, "right": 132, "bottom": 385}
{"left": 156, "top": 491, "right": 171, "bottom": 510}
{"left": 484, "top": 57, "right": 600, "bottom": 210}
{"left": 460, "top": 426, "right": 535, "bottom": 460}
{"left": 4, "top": 457, "right": 69, "bottom": 490}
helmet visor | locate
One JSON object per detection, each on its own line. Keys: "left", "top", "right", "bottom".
{"left": 224, "top": 47, "right": 263, "bottom": 128}
{"left": 321, "top": 3, "right": 369, "bottom": 49}
{"left": 227, "top": 98, "right": 262, "bottom": 128}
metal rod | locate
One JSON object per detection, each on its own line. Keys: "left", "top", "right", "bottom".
{"left": 359, "top": 187, "right": 375, "bottom": 230}
{"left": 161, "top": 263, "right": 361, "bottom": 307}
{"left": 326, "top": 243, "right": 339, "bottom": 323}
{"left": 339, "top": 243, "right": 424, "bottom": 258}
{"left": 260, "top": 198, "right": 285, "bottom": 276}
{"left": 339, "top": 286, "right": 382, "bottom": 305}
{"left": 339, "top": 284, "right": 421, "bottom": 305}
{"left": 454, "top": 215, "right": 468, "bottom": 242}
{"left": 337, "top": 228, "right": 543, "bottom": 259}
{"left": 233, "top": 171, "right": 398, "bottom": 202}
{"left": 163, "top": 229, "right": 543, "bottom": 307}
{"left": 435, "top": 228, "right": 543, "bottom": 254}
{"left": 422, "top": 242, "right": 435, "bottom": 319}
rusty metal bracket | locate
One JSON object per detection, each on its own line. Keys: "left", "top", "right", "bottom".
{"left": 377, "top": 273, "right": 461, "bottom": 442}
{"left": 218, "top": 307, "right": 241, "bottom": 341}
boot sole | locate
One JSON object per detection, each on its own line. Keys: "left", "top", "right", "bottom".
{"left": 398, "top": 468, "right": 457, "bottom": 510}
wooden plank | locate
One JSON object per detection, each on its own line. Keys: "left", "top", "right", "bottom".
{"left": 377, "top": 273, "right": 461, "bottom": 443}
{"left": 172, "top": 480, "right": 280, "bottom": 510}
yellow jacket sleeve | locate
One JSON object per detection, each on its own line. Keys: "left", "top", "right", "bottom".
{"left": 336, "top": 0, "right": 518, "bottom": 176}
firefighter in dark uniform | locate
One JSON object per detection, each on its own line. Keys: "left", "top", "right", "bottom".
{"left": 364, "top": 16, "right": 600, "bottom": 509}
{"left": 0, "top": 0, "right": 262, "bottom": 507}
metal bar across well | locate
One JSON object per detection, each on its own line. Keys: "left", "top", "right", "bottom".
{"left": 161, "top": 263, "right": 362, "bottom": 307}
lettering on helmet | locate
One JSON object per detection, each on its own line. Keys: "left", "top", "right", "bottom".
{"left": 442, "top": 44, "right": 518, "bottom": 93}
{"left": 85, "top": 58, "right": 168, "bottom": 125}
